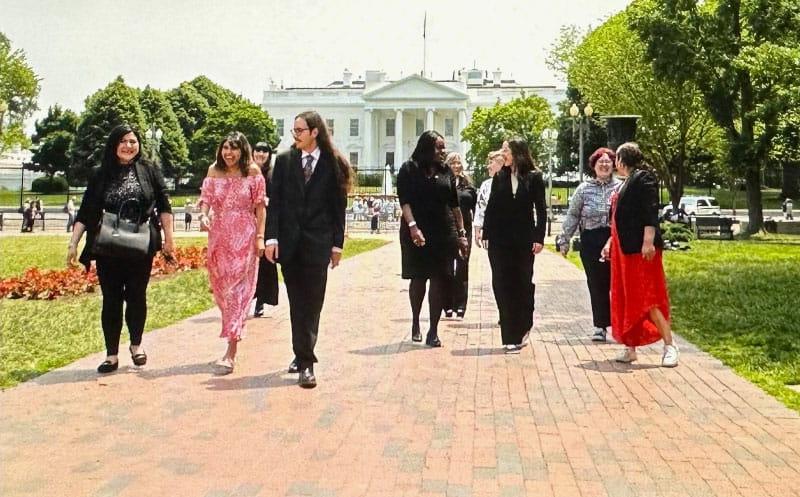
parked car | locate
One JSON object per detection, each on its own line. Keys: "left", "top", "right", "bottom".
{"left": 662, "top": 196, "right": 721, "bottom": 218}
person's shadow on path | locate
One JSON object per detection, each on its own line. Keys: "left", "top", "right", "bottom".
{"left": 577, "top": 360, "right": 660, "bottom": 373}
{"left": 203, "top": 370, "right": 297, "bottom": 390}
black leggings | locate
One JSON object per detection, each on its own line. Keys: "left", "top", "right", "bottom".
{"left": 95, "top": 256, "right": 154, "bottom": 356}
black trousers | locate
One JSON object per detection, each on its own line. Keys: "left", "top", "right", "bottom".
{"left": 281, "top": 260, "right": 328, "bottom": 370}
{"left": 447, "top": 249, "right": 471, "bottom": 313}
{"left": 95, "top": 256, "right": 154, "bottom": 356}
{"left": 579, "top": 227, "right": 612, "bottom": 329}
{"left": 254, "top": 257, "right": 279, "bottom": 306}
{"left": 488, "top": 245, "right": 535, "bottom": 345}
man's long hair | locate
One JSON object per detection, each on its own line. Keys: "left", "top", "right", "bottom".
{"left": 296, "top": 111, "right": 352, "bottom": 195}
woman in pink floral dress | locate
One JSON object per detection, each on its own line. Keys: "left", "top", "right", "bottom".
{"left": 198, "top": 132, "right": 266, "bottom": 374}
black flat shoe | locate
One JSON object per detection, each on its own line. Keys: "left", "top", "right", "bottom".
{"left": 129, "top": 346, "right": 147, "bottom": 366}
{"left": 411, "top": 325, "right": 422, "bottom": 342}
{"left": 425, "top": 333, "right": 442, "bottom": 348}
{"left": 288, "top": 359, "right": 299, "bottom": 374}
{"left": 444, "top": 310, "right": 453, "bottom": 318}
{"left": 456, "top": 309, "right": 465, "bottom": 319}
{"left": 253, "top": 304, "right": 264, "bottom": 317}
{"left": 97, "top": 360, "right": 119, "bottom": 374}
{"left": 299, "top": 367, "right": 317, "bottom": 389}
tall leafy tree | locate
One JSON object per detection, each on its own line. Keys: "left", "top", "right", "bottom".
{"left": 70, "top": 76, "right": 147, "bottom": 184}
{"left": 630, "top": 0, "right": 800, "bottom": 232}
{"left": 190, "top": 98, "right": 276, "bottom": 177}
{"left": 567, "top": 8, "right": 721, "bottom": 209}
{"left": 0, "top": 32, "right": 41, "bottom": 153}
{"left": 461, "top": 94, "right": 555, "bottom": 182}
{"left": 166, "top": 82, "right": 210, "bottom": 140}
{"left": 139, "top": 86, "right": 190, "bottom": 185}
{"left": 30, "top": 105, "right": 78, "bottom": 179}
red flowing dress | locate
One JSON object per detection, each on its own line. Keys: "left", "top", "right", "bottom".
{"left": 609, "top": 191, "right": 670, "bottom": 347}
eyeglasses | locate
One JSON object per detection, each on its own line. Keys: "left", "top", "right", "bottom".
{"left": 291, "top": 127, "right": 309, "bottom": 135}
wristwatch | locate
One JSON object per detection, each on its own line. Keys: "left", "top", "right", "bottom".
{"left": 457, "top": 228, "right": 467, "bottom": 237}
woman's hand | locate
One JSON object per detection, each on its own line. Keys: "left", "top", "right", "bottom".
{"left": 162, "top": 237, "right": 176, "bottom": 260}
{"left": 66, "top": 244, "right": 78, "bottom": 267}
{"left": 411, "top": 225, "right": 426, "bottom": 247}
{"left": 641, "top": 240, "right": 656, "bottom": 261}
{"left": 256, "top": 237, "right": 265, "bottom": 258}
{"left": 532, "top": 242, "right": 544, "bottom": 255}
{"left": 601, "top": 242, "right": 611, "bottom": 261}
{"left": 199, "top": 213, "right": 211, "bottom": 232}
{"left": 474, "top": 227, "right": 482, "bottom": 246}
{"left": 457, "top": 236, "right": 469, "bottom": 258}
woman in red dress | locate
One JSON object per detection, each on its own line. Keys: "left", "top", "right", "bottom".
{"left": 601, "top": 143, "right": 679, "bottom": 367}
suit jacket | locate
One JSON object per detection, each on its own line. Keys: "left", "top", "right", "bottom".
{"left": 613, "top": 169, "right": 664, "bottom": 255}
{"left": 75, "top": 161, "right": 171, "bottom": 268}
{"left": 266, "top": 147, "right": 346, "bottom": 266}
{"left": 482, "top": 167, "right": 547, "bottom": 248}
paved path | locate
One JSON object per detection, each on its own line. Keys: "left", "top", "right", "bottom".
{"left": 2, "top": 241, "right": 799, "bottom": 497}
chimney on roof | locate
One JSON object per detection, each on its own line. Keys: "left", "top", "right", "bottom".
{"left": 343, "top": 68, "right": 353, "bottom": 88}
{"left": 493, "top": 68, "right": 502, "bottom": 87}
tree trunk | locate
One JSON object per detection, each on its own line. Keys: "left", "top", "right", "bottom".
{"left": 744, "top": 166, "right": 763, "bottom": 233}
{"left": 782, "top": 162, "right": 800, "bottom": 199}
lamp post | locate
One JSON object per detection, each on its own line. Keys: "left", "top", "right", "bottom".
{"left": 569, "top": 102, "right": 593, "bottom": 183}
{"left": 146, "top": 125, "right": 163, "bottom": 166}
{"left": 541, "top": 128, "right": 558, "bottom": 237}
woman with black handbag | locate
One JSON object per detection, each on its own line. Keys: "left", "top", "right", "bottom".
{"left": 67, "top": 124, "right": 174, "bottom": 374}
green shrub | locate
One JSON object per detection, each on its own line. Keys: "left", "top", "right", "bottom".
{"left": 31, "top": 176, "right": 68, "bottom": 194}
{"left": 661, "top": 222, "right": 695, "bottom": 242}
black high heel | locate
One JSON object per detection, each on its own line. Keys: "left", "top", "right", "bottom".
{"left": 425, "top": 332, "right": 442, "bottom": 348}
{"left": 130, "top": 345, "right": 147, "bottom": 366}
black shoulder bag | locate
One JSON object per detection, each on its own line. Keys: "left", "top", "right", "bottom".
{"left": 92, "top": 199, "right": 155, "bottom": 259}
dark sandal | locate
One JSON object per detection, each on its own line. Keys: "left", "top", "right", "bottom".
{"left": 130, "top": 346, "right": 147, "bottom": 366}
{"left": 97, "top": 360, "right": 119, "bottom": 374}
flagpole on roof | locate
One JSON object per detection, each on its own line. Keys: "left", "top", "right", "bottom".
{"left": 422, "top": 11, "right": 427, "bottom": 78}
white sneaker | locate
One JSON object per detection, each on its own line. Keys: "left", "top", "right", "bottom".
{"left": 615, "top": 347, "right": 637, "bottom": 363}
{"left": 504, "top": 344, "right": 522, "bottom": 354}
{"left": 662, "top": 344, "right": 679, "bottom": 367}
{"left": 591, "top": 328, "right": 607, "bottom": 342}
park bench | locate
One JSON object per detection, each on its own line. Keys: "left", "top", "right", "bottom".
{"left": 694, "top": 216, "right": 736, "bottom": 240}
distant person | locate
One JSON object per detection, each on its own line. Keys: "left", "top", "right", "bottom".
{"left": 398, "top": 130, "right": 469, "bottom": 347}
{"left": 199, "top": 132, "right": 266, "bottom": 374}
{"left": 556, "top": 147, "right": 621, "bottom": 342}
{"left": 65, "top": 196, "right": 77, "bottom": 232}
{"left": 34, "top": 197, "right": 44, "bottom": 219}
{"left": 602, "top": 142, "right": 678, "bottom": 367}
{"left": 783, "top": 198, "right": 794, "bottom": 220}
{"left": 21, "top": 200, "right": 32, "bottom": 232}
{"left": 66, "top": 123, "right": 175, "bottom": 373}
{"left": 482, "top": 138, "right": 547, "bottom": 354}
{"left": 183, "top": 198, "right": 193, "bottom": 231}
{"left": 252, "top": 141, "right": 279, "bottom": 318}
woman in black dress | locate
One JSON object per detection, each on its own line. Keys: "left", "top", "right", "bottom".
{"left": 397, "top": 131, "right": 469, "bottom": 347}
{"left": 252, "top": 141, "right": 279, "bottom": 317}
{"left": 482, "top": 138, "right": 547, "bottom": 353}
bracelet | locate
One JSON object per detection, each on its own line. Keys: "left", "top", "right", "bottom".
{"left": 457, "top": 228, "right": 467, "bottom": 237}
{"left": 408, "top": 221, "right": 417, "bottom": 227}
{"left": 256, "top": 235, "right": 264, "bottom": 239}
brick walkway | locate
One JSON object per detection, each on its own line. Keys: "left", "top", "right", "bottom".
{"left": 2, "top": 240, "right": 799, "bottom": 497}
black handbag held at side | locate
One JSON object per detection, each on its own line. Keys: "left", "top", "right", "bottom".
{"left": 92, "top": 199, "right": 155, "bottom": 259}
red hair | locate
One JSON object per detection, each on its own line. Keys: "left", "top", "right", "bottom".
{"left": 587, "top": 147, "right": 616, "bottom": 177}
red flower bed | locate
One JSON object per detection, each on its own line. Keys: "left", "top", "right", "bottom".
{"left": 0, "top": 246, "right": 207, "bottom": 300}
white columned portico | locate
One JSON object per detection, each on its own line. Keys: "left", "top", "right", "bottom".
{"left": 394, "top": 109, "right": 404, "bottom": 171}
{"left": 457, "top": 108, "right": 468, "bottom": 154}
{"left": 426, "top": 108, "right": 435, "bottom": 131}
{"left": 363, "top": 108, "right": 373, "bottom": 168}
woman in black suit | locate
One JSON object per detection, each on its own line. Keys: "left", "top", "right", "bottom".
{"left": 252, "top": 141, "right": 279, "bottom": 317}
{"left": 482, "top": 138, "right": 547, "bottom": 354}
{"left": 397, "top": 131, "right": 469, "bottom": 347}
{"left": 67, "top": 124, "right": 174, "bottom": 373}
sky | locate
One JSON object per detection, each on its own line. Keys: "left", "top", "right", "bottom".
{"left": 1, "top": 0, "right": 631, "bottom": 129}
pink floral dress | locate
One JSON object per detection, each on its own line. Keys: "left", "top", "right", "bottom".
{"left": 200, "top": 175, "right": 266, "bottom": 342}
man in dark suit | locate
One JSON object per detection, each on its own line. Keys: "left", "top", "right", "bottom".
{"left": 264, "top": 111, "right": 349, "bottom": 388}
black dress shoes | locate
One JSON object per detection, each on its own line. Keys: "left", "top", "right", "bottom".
{"left": 299, "top": 367, "right": 317, "bottom": 389}
{"left": 97, "top": 360, "right": 119, "bottom": 374}
{"left": 425, "top": 333, "right": 442, "bottom": 348}
{"left": 411, "top": 324, "right": 422, "bottom": 342}
{"left": 288, "top": 359, "right": 299, "bottom": 374}
{"left": 444, "top": 309, "right": 454, "bottom": 318}
{"left": 253, "top": 302, "right": 264, "bottom": 317}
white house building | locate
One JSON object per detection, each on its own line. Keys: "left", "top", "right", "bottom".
{"left": 261, "top": 68, "right": 564, "bottom": 171}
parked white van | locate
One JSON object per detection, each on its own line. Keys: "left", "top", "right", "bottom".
{"left": 662, "top": 196, "right": 721, "bottom": 217}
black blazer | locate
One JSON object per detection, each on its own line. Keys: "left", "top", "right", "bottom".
{"left": 482, "top": 167, "right": 547, "bottom": 248}
{"left": 266, "top": 148, "right": 347, "bottom": 266}
{"left": 75, "top": 161, "right": 172, "bottom": 268}
{"left": 613, "top": 169, "right": 664, "bottom": 255}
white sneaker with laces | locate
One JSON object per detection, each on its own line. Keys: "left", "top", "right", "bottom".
{"left": 615, "top": 347, "right": 637, "bottom": 363}
{"left": 662, "top": 344, "right": 679, "bottom": 367}
{"left": 591, "top": 328, "right": 607, "bottom": 342}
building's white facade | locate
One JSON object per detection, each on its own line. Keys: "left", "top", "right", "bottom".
{"left": 262, "top": 69, "right": 564, "bottom": 170}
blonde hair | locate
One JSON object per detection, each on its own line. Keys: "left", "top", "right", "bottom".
{"left": 487, "top": 150, "right": 503, "bottom": 162}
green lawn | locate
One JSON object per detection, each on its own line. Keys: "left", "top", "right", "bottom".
{"left": 561, "top": 236, "right": 800, "bottom": 412}
{"left": 0, "top": 237, "right": 389, "bottom": 387}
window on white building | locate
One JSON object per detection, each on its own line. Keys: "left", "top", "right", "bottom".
{"left": 416, "top": 119, "right": 424, "bottom": 137}
{"left": 326, "top": 119, "right": 335, "bottom": 136}
{"left": 386, "top": 119, "right": 395, "bottom": 137}
{"left": 349, "top": 152, "right": 359, "bottom": 166}
{"left": 276, "top": 119, "right": 284, "bottom": 137}
{"left": 444, "top": 118, "right": 454, "bottom": 137}
{"left": 350, "top": 119, "right": 359, "bottom": 137}
{"left": 386, "top": 152, "right": 394, "bottom": 166}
